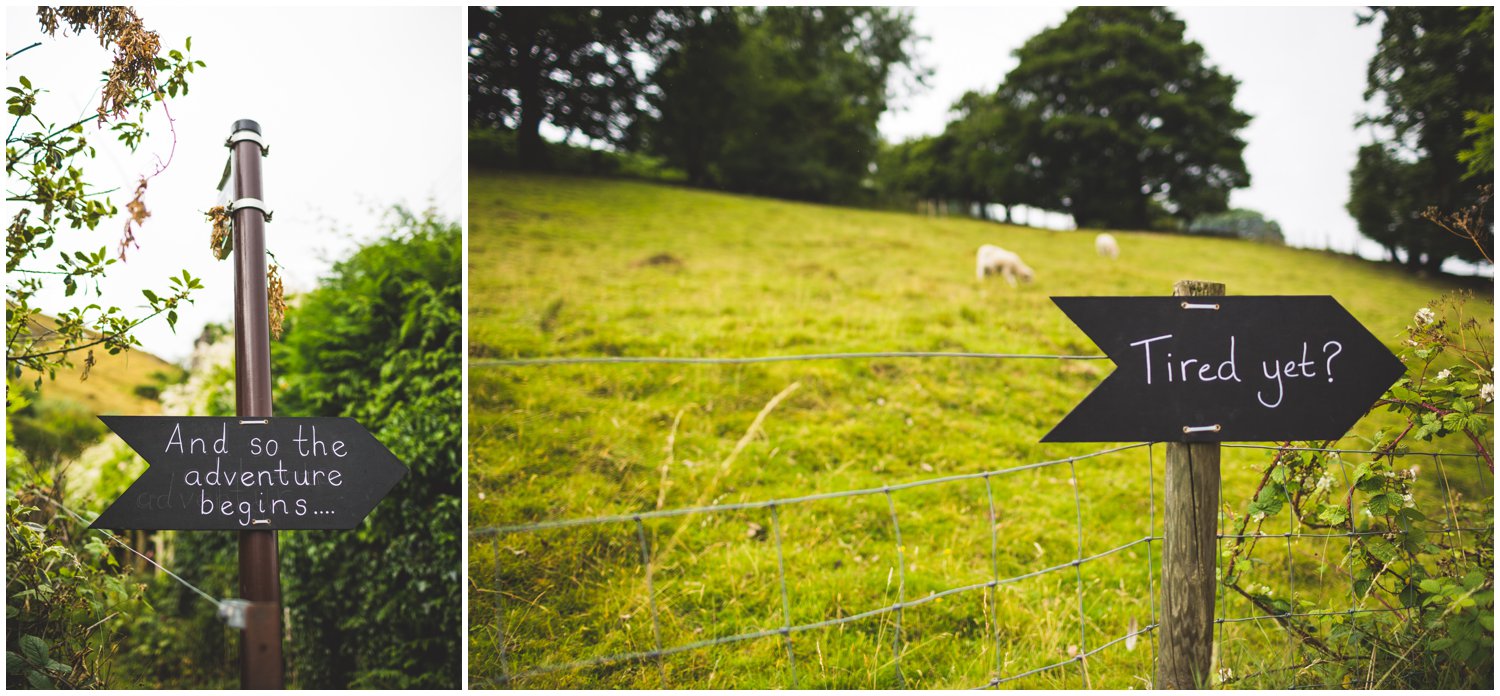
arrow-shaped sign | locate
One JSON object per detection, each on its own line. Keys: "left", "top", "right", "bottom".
{"left": 1043, "top": 296, "right": 1406, "bottom": 443}
{"left": 91, "top": 416, "right": 407, "bottom": 530}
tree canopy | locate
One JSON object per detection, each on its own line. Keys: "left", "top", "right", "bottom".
{"left": 643, "top": 7, "right": 925, "bottom": 203}
{"left": 468, "top": 6, "right": 926, "bottom": 204}
{"left": 1349, "top": 6, "right": 1493, "bottom": 271}
{"left": 988, "top": 7, "right": 1251, "bottom": 230}
{"left": 467, "top": 6, "right": 684, "bottom": 169}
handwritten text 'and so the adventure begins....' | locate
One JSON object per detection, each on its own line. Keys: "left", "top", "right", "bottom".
{"left": 92, "top": 417, "right": 407, "bottom": 531}
{"left": 1042, "top": 296, "right": 1405, "bottom": 443}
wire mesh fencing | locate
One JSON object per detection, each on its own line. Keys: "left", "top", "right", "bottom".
{"left": 471, "top": 350, "right": 1492, "bottom": 689}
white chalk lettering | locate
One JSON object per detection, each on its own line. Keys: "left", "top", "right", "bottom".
{"left": 165, "top": 423, "right": 185, "bottom": 453}
{"left": 1258, "top": 359, "right": 1286, "bottom": 408}
{"left": 1129, "top": 334, "right": 1174, "bottom": 384}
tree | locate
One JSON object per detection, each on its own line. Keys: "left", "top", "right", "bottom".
{"left": 1187, "top": 208, "right": 1285, "bottom": 244}
{"left": 1348, "top": 144, "right": 1426, "bottom": 263}
{"left": 1352, "top": 7, "right": 1493, "bottom": 271}
{"left": 7, "top": 7, "right": 204, "bottom": 386}
{"left": 988, "top": 7, "right": 1250, "bottom": 230}
{"left": 467, "top": 6, "right": 684, "bottom": 169}
{"left": 642, "top": 7, "right": 749, "bottom": 187}
{"left": 647, "top": 6, "right": 926, "bottom": 203}
{"left": 273, "top": 208, "right": 461, "bottom": 689}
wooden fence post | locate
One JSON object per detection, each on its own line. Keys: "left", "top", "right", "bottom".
{"left": 1159, "top": 279, "right": 1224, "bottom": 689}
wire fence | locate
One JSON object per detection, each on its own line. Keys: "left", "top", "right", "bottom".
{"left": 478, "top": 443, "right": 1156, "bottom": 688}
{"left": 473, "top": 348, "right": 1493, "bottom": 689}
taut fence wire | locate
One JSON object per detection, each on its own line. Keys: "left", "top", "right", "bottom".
{"left": 35, "top": 494, "right": 226, "bottom": 611}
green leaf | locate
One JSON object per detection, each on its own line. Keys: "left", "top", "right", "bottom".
{"left": 18, "top": 635, "right": 47, "bottom": 666}
{"left": 6, "top": 651, "right": 21, "bottom": 675}
{"left": 1364, "top": 536, "right": 1399, "bottom": 563}
{"left": 26, "top": 670, "right": 53, "bottom": 689}
{"left": 19, "top": 75, "right": 31, "bottom": 89}
{"left": 1318, "top": 504, "right": 1349, "bottom": 526}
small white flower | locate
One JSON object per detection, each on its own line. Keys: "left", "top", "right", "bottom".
{"left": 1402, "top": 493, "right": 1414, "bottom": 508}
{"left": 1436, "top": 369, "right": 1452, "bottom": 381}
{"left": 1251, "top": 511, "right": 1266, "bottom": 522}
{"left": 1314, "top": 474, "right": 1334, "bottom": 493}
{"left": 1482, "top": 383, "right": 1494, "bottom": 403}
{"left": 1415, "top": 307, "right": 1436, "bottom": 326}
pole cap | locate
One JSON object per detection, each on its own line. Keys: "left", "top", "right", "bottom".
{"left": 232, "top": 119, "right": 261, "bottom": 134}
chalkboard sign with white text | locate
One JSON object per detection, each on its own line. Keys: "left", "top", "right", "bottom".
{"left": 91, "top": 416, "right": 407, "bottom": 530}
{"left": 1042, "top": 296, "right": 1406, "bottom": 443}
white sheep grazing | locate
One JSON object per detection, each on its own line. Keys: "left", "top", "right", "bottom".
{"left": 975, "top": 244, "right": 1035, "bottom": 287}
{"left": 1095, "top": 233, "right": 1120, "bottom": 259}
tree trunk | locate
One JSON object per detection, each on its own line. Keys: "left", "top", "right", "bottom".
{"left": 516, "top": 32, "right": 548, "bottom": 170}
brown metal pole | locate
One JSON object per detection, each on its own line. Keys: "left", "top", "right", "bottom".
{"left": 1158, "top": 279, "right": 1224, "bottom": 689}
{"left": 230, "top": 118, "right": 284, "bottom": 689}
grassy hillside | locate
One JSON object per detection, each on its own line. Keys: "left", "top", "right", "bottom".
{"left": 468, "top": 173, "right": 1492, "bottom": 688}
{"left": 15, "top": 317, "right": 183, "bottom": 417}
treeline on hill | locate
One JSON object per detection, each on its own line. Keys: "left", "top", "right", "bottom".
{"left": 470, "top": 6, "right": 1494, "bottom": 271}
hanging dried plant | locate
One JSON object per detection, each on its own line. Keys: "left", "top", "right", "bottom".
{"left": 206, "top": 205, "right": 232, "bottom": 259}
{"left": 119, "top": 175, "right": 150, "bottom": 259}
{"left": 267, "top": 263, "right": 286, "bottom": 340}
{"left": 36, "top": 7, "right": 161, "bottom": 122}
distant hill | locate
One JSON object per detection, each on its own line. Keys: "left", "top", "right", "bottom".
{"left": 14, "top": 316, "right": 183, "bottom": 416}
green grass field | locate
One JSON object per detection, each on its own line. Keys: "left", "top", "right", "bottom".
{"left": 467, "top": 172, "right": 1492, "bottom": 688}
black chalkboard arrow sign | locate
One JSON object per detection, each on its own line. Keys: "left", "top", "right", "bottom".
{"left": 1042, "top": 296, "right": 1406, "bottom": 443}
{"left": 90, "top": 416, "right": 407, "bottom": 530}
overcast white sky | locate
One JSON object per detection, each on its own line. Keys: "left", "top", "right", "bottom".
{"left": 879, "top": 5, "right": 1407, "bottom": 259}
{"left": 6, "top": 6, "right": 465, "bottom": 363}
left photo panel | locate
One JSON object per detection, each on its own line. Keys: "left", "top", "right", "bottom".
{"left": 5, "top": 7, "right": 465, "bottom": 689}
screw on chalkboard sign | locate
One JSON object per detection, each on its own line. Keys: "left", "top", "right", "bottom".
{"left": 90, "top": 416, "right": 407, "bottom": 531}
{"left": 1042, "top": 295, "right": 1406, "bottom": 443}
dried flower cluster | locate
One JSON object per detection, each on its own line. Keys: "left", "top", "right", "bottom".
{"left": 36, "top": 7, "right": 161, "bottom": 122}
{"left": 1421, "top": 184, "right": 1493, "bottom": 264}
{"left": 120, "top": 175, "right": 150, "bottom": 259}
{"left": 267, "top": 263, "right": 286, "bottom": 340}
{"left": 206, "top": 205, "right": 232, "bottom": 259}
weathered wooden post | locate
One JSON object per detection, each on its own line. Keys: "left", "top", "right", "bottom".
{"left": 1159, "top": 279, "right": 1222, "bottom": 689}
{"left": 229, "top": 118, "right": 283, "bottom": 689}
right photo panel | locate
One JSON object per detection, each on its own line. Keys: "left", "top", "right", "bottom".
{"left": 467, "top": 6, "right": 1495, "bottom": 690}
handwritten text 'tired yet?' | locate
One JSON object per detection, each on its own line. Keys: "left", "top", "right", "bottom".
{"left": 162, "top": 421, "right": 348, "bottom": 526}
{"left": 1125, "top": 335, "right": 1346, "bottom": 409}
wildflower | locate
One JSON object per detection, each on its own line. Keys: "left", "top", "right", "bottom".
{"left": 1482, "top": 383, "right": 1494, "bottom": 403}
{"left": 1402, "top": 493, "right": 1414, "bottom": 508}
{"left": 1313, "top": 474, "right": 1334, "bottom": 493}
{"left": 1415, "top": 307, "right": 1436, "bottom": 326}
{"left": 1436, "top": 369, "right": 1451, "bottom": 381}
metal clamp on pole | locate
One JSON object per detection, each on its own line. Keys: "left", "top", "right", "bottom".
{"left": 230, "top": 197, "right": 273, "bottom": 222}
{"left": 1179, "top": 302, "right": 1221, "bottom": 310}
{"left": 226, "top": 129, "right": 270, "bottom": 156}
{"left": 1182, "top": 424, "right": 1222, "bottom": 434}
